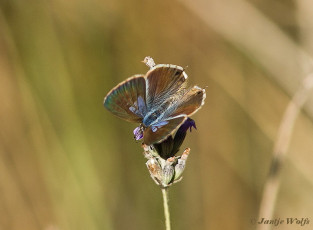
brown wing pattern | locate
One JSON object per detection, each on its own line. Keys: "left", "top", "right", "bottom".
{"left": 143, "top": 115, "right": 187, "bottom": 145}
{"left": 171, "top": 86, "right": 206, "bottom": 117}
{"left": 145, "top": 64, "right": 188, "bottom": 109}
{"left": 103, "top": 75, "right": 146, "bottom": 123}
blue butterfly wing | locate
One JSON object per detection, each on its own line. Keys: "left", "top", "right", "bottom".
{"left": 104, "top": 75, "right": 147, "bottom": 123}
{"left": 143, "top": 115, "right": 187, "bottom": 145}
{"left": 145, "top": 64, "right": 188, "bottom": 110}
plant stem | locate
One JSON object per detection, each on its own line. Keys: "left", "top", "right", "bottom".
{"left": 161, "top": 187, "right": 171, "bottom": 230}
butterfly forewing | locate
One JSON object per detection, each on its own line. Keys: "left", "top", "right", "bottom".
{"left": 143, "top": 115, "right": 187, "bottom": 145}
{"left": 103, "top": 75, "right": 146, "bottom": 123}
{"left": 145, "top": 64, "right": 188, "bottom": 109}
{"left": 170, "top": 86, "right": 206, "bottom": 117}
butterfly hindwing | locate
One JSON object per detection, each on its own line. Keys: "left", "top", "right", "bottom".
{"left": 143, "top": 115, "right": 187, "bottom": 145}
{"left": 171, "top": 86, "right": 206, "bottom": 117}
{"left": 103, "top": 75, "right": 146, "bottom": 123}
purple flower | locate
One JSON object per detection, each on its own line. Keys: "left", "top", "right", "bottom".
{"left": 153, "top": 118, "right": 196, "bottom": 159}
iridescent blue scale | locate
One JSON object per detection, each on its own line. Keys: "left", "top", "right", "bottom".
{"left": 103, "top": 59, "right": 206, "bottom": 145}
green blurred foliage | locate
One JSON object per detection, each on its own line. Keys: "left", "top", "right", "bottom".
{"left": 0, "top": 0, "right": 313, "bottom": 230}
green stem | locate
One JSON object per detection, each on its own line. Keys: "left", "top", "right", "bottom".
{"left": 161, "top": 187, "right": 171, "bottom": 230}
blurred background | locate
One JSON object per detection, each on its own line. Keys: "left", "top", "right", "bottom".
{"left": 1, "top": 0, "right": 313, "bottom": 229}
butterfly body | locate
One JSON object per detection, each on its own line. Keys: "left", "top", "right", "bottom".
{"left": 104, "top": 63, "right": 206, "bottom": 145}
{"left": 142, "top": 97, "right": 176, "bottom": 127}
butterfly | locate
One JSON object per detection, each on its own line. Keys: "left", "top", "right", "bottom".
{"left": 103, "top": 58, "right": 206, "bottom": 146}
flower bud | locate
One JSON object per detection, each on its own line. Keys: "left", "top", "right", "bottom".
{"left": 162, "top": 158, "right": 176, "bottom": 186}
{"left": 174, "top": 148, "right": 190, "bottom": 181}
{"left": 146, "top": 158, "right": 162, "bottom": 185}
